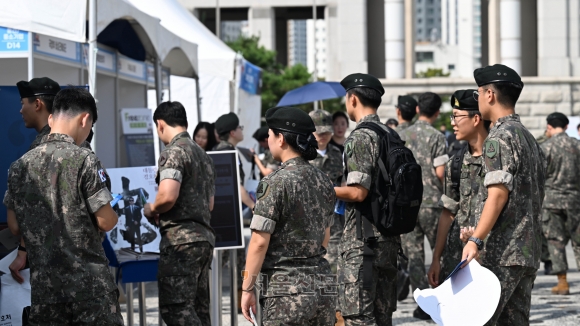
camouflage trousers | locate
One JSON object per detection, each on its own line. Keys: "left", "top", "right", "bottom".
{"left": 402, "top": 207, "right": 440, "bottom": 290}
{"left": 325, "top": 213, "right": 346, "bottom": 274}
{"left": 482, "top": 265, "right": 537, "bottom": 326}
{"left": 260, "top": 294, "right": 334, "bottom": 326}
{"left": 542, "top": 208, "right": 580, "bottom": 274}
{"left": 28, "top": 290, "right": 123, "bottom": 326}
{"left": 338, "top": 238, "right": 399, "bottom": 326}
{"left": 158, "top": 241, "right": 213, "bottom": 326}
{"left": 439, "top": 219, "right": 464, "bottom": 283}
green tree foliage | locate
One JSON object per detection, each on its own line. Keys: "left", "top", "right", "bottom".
{"left": 416, "top": 68, "right": 450, "bottom": 78}
{"left": 227, "top": 36, "right": 312, "bottom": 116}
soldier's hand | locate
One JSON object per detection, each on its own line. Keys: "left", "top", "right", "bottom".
{"left": 459, "top": 226, "right": 475, "bottom": 243}
{"left": 461, "top": 241, "right": 479, "bottom": 268}
{"left": 143, "top": 203, "right": 159, "bottom": 226}
{"left": 241, "top": 290, "right": 257, "bottom": 324}
{"left": 9, "top": 250, "right": 27, "bottom": 284}
{"left": 427, "top": 259, "right": 441, "bottom": 287}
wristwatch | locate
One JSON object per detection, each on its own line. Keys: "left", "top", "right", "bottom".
{"left": 17, "top": 245, "right": 27, "bottom": 252}
{"left": 468, "top": 236, "right": 484, "bottom": 251}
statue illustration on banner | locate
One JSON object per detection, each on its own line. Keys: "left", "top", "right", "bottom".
{"left": 106, "top": 166, "right": 161, "bottom": 253}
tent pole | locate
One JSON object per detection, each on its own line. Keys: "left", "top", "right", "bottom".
{"left": 154, "top": 57, "right": 163, "bottom": 106}
{"left": 88, "top": 0, "right": 97, "bottom": 151}
{"left": 27, "top": 30, "right": 33, "bottom": 80}
{"left": 195, "top": 77, "right": 202, "bottom": 123}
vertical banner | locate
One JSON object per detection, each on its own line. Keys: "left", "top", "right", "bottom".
{"left": 106, "top": 166, "right": 161, "bottom": 252}
{"left": 120, "top": 108, "right": 155, "bottom": 167}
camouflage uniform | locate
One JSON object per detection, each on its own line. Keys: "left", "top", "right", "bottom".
{"left": 339, "top": 114, "right": 399, "bottom": 325}
{"left": 3, "top": 133, "right": 122, "bottom": 325}
{"left": 251, "top": 157, "right": 335, "bottom": 325}
{"left": 310, "top": 143, "right": 344, "bottom": 274}
{"left": 393, "top": 121, "right": 411, "bottom": 134}
{"left": 261, "top": 148, "right": 280, "bottom": 171}
{"left": 437, "top": 150, "right": 485, "bottom": 282}
{"left": 399, "top": 120, "right": 448, "bottom": 291}
{"left": 478, "top": 114, "right": 546, "bottom": 325}
{"left": 155, "top": 131, "right": 216, "bottom": 326}
{"left": 540, "top": 132, "right": 580, "bottom": 274}
{"left": 28, "top": 124, "right": 51, "bottom": 150}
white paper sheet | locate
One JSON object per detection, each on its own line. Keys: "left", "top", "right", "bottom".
{"left": 0, "top": 251, "right": 31, "bottom": 326}
{"left": 413, "top": 260, "right": 501, "bottom": 326}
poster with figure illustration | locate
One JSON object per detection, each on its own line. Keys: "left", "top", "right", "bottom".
{"left": 106, "top": 166, "right": 161, "bottom": 253}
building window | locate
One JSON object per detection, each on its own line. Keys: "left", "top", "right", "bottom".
{"left": 418, "top": 18, "right": 423, "bottom": 23}
{"left": 427, "top": 18, "right": 434, "bottom": 24}
{"left": 416, "top": 51, "right": 434, "bottom": 63}
{"left": 417, "top": 28, "right": 422, "bottom": 34}
{"left": 418, "top": 8, "right": 422, "bottom": 13}
{"left": 448, "top": 64, "right": 455, "bottom": 70}
{"left": 428, "top": 8, "right": 434, "bottom": 14}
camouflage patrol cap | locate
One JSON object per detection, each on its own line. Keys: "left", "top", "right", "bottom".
{"left": 473, "top": 64, "right": 523, "bottom": 88}
{"left": 546, "top": 112, "right": 569, "bottom": 126}
{"left": 308, "top": 109, "right": 334, "bottom": 134}
{"left": 265, "top": 106, "right": 315, "bottom": 136}
{"left": 450, "top": 89, "right": 479, "bottom": 110}
{"left": 17, "top": 77, "right": 61, "bottom": 98}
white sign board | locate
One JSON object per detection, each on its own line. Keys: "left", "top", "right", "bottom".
{"left": 106, "top": 166, "right": 161, "bottom": 253}
{"left": 118, "top": 55, "right": 146, "bottom": 80}
{"left": 33, "top": 33, "right": 79, "bottom": 62}
{"left": 120, "top": 108, "right": 154, "bottom": 135}
{"left": 566, "top": 116, "right": 580, "bottom": 140}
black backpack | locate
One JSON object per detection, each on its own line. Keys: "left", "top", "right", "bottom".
{"left": 352, "top": 122, "right": 423, "bottom": 289}
{"left": 450, "top": 142, "right": 469, "bottom": 194}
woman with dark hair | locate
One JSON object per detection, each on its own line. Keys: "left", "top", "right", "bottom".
{"left": 193, "top": 121, "right": 217, "bottom": 151}
{"left": 330, "top": 111, "right": 349, "bottom": 153}
{"left": 240, "top": 106, "right": 335, "bottom": 325}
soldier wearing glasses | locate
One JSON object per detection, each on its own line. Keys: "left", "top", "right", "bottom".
{"left": 462, "top": 64, "right": 546, "bottom": 325}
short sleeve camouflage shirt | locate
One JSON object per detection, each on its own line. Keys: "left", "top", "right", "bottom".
{"left": 28, "top": 124, "right": 51, "bottom": 151}
{"left": 479, "top": 114, "right": 546, "bottom": 268}
{"left": 540, "top": 132, "right": 580, "bottom": 209}
{"left": 3, "top": 133, "right": 116, "bottom": 304}
{"left": 156, "top": 132, "right": 216, "bottom": 249}
{"left": 399, "top": 120, "right": 449, "bottom": 207}
{"left": 250, "top": 157, "right": 335, "bottom": 296}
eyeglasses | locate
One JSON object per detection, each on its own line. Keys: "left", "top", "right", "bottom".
{"left": 238, "top": 125, "right": 244, "bottom": 131}
{"left": 473, "top": 89, "right": 494, "bottom": 101}
{"left": 450, "top": 114, "right": 470, "bottom": 123}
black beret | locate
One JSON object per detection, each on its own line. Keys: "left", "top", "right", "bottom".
{"left": 252, "top": 126, "right": 269, "bottom": 141}
{"left": 385, "top": 118, "right": 398, "bottom": 127}
{"left": 16, "top": 77, "right": 60, "bottom": 98}
{"left": 546, "top": 112, "right": 569, "bottom": 126}
{"left": 265, "top": 106, "right": 315, "bottom": 136}
{"left": 340, "top": 73, "right": 385, "bottom": 96}
{"left": 450, "top": 89, "right": 479, "bottom": 110}
{"left": 215, "top": 112, "right": 239, "bottom": 135}
{"left": 397, "top": 95, "right": 417, "bottom": 111}
{"left": 473, "top": 64, "right": 523, "bottom": 88}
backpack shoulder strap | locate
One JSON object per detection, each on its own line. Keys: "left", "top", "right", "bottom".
{"left": 450, "top": 143, "right": 469, "bottom": 193}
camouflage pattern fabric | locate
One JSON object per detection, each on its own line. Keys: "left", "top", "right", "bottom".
{"left": 398, "top": 120, "right": 449, "bottom": 207}
{"left": 213, "top": 140, "right": 245, "bottom": 184}
{"left": 28, "top": 290, "right": 123, "bottom": 326}
{"left": 393, "top": 121, "right": 411, "bottom": 134}
{"left": 339, "top": 114, "right": 400, "bottom": 324}
{"left": 479, "top": 114, "right": 546, "bottom": 269}
{"left": 259, "top": 294, "right": 335, "bottom": 326}
{"left": 540, "top": 132, "right": 580, "bottom": 273}
{"left": 401, "top": 207, "right": 440, "bottom": 290}
{"left": 310, "top": 143, "right": 344, "bottom": 273}
{"left": 262, "top": 148, "right": 280, "bottom": 171}
{"left": 28, "top": 123, "right": 50, "bottom": 151}
{"left": 3, "top": 133, "right": 117, "bottom": 305}
{"left": 158, "top": 242, "right": 213, "bottom": 326}
{"left": 542, "top": 209, "right": 580, "bottom": 274}
{"left": 155, "top": 131, "right": 216, "bottom": 250}
{"left": 482, "top": 265, "right": 537, "bottom": 326}
{"left": 338, "top": 239, "right": 399, "bottom": 326}
{"left": 438, "top": 151, "right": 485, "bottom": 282}
{"left": 251, "top": 156, "right": 335, "bottom": 299}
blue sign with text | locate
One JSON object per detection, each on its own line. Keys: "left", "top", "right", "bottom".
{"left": 0, "top": 27, "right": 28, "bottom": 52}
{"left": 239, "top": 60, "right": 262, "bottom": 95}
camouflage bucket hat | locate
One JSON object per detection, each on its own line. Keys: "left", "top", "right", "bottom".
{"left": 308, "top": 109, "right": 334, "bottom": 134}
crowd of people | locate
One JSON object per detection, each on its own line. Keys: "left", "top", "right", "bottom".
{"left": 4, "top": 63, "right": 580, "bottom": 326}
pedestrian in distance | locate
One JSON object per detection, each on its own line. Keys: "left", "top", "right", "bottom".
{"left": 241, "top": 106, "right": 336, "bottom": 325}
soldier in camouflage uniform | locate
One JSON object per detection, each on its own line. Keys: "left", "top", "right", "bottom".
{"left": 334, "top": 74, "right": 399, "bottom": 325}
{"left": 241, "top": 106, "right": 335, "bottom": 325}
{"left": 143, "top": 101, "right": 216, "bottom": 326}
{"left": 252, "top": 126, "right": 280, "bottom": 177}
{"left": 309, "top": 109, "right": 344, "bottom": 274}
{"left": 394, "top": 95, "right": 417, "bottom": 133}
{"left": 463, "top": 64, "right": 546, "bottom": 325}
{"left": 399, "top": 92, "right": 448, "bottom": 320}
{"left": 427, "top": 90, "right": 489, "bottom": 287}
{"left": 540, "top": 112, "right": 580, "bottom": 295}
{"left": 4, "top": 87, "right": 123, "bottom": 325}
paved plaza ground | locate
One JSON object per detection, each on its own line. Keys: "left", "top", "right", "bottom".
{"left": 121, "top": 243, "right": 580, "bottom": 325}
